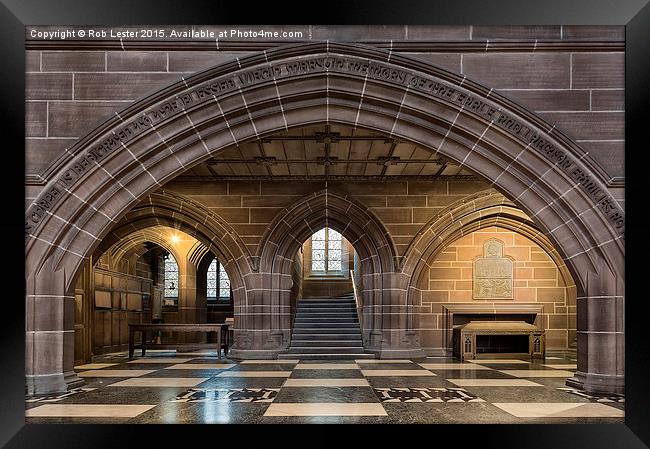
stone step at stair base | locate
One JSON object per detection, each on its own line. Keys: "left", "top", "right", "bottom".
{"left": 292, "top": 329, "right": 362, "bottom": 335}
{"left": 284, "top": 346, "right": 367, "bottom": 354}
{"left": 290, "top": 340, "right": 363, "bottom": 347}
{"left": 277, "top": 353, "right": 375, "bottom": 360}
{"left": 294, "top": 316, "right": 358, "bottom": 323}
{"left": 297, "top": 307, "right": 356, "bottom": 310}
{"left": 294, "top": 313, "right": 359, "bottom": 319}
{"left": 289, "top": 333, "right": 361, "bottom": 340}
{"left": 293, "top": 322, "right": 359, "bottom": 328}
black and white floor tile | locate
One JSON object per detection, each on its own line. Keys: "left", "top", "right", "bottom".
{"left": 24, "top": 351, "right": 625, "bottom": 424}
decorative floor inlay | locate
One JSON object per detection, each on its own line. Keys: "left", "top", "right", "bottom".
{"left": 557, "top": 388, "right": 625, "bottom": 403}
{"left": 172, "top": 388, "right": 280, "bottom": 403}
{"left": 77, "top": 369, "right": 155, "bottom": 378}
{"left": 492, "top": 402, "right": 624, "bottom": 418}
{"left": 373, "top": 387, "right": 484, "bottom": 403}
{"left": 264, "top": 403, "right": 387, "bottom": 417}
{"left": 25, "top": 404, "right": 157, "bottom": 418}
{"left": 26, "top": 387, "right": 97, "bottom": 403}
{"left": 25, "top": 352, "right": 624, "bottom": 424}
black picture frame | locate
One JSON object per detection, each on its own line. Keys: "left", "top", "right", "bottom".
{"left": 1, "top": 0, "right": 647, "bottom": 447}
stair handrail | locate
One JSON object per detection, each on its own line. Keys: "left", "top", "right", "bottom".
{"left": 350, "top": 269, "right": 363, "bottom": 334}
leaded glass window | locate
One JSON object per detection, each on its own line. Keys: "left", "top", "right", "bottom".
{"left": 311, "top": 227, "right": 343, "bottom": 274}
{"left": 207, "top": 258, "right": 231, "bottom": 302}
{"left": 164, "top": 254, "right": 178, "bottom": 301}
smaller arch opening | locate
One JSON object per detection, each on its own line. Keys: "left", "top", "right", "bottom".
{"left": 162, "top": 252, "right": 179, "bottom": 307}
{"left": 299, "top": 226, "right": 356, "bottom": 299}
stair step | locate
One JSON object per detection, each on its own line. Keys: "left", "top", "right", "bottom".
{"left": 293, "top": 322, "right": 359, "bottom": 326}
{"left": 297, "top": 307, "right": 355, "bottom": 310}
{"left": 295, "top": 316, "right": 357, "bottom": 323}
{"left": 286, "top": 347, "right": 366, "bottom": 354}
{"left": 278, "top": 353, "right": 375, "bottom": 360}
{"left": 293, "top": 327, "right": 361, "bottom": 336}
{"left": 290, "top": 333, "right": 361, "bottom": 339}
{"left": 291, "top": 340, "right": 363, "bottom": 347}
{"left": 295, "top": 313, "right": 358, "bottom": 318}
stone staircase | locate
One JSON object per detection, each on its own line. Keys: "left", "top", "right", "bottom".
{"left": 278, "top": 293, "right": 375, "bottom": 360}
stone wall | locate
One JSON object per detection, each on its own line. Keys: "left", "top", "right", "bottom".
{"left": 162, "top": 179, "right": 492, "bottom": 256}
{"left": 25, "top": 25, "right": 625, "bottom": 211}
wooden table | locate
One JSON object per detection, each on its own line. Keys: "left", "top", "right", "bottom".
{"left": 128, "top": 323, "right": 230, "bottom": 359}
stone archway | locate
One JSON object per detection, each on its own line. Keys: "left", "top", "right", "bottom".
{"left": 253, "top": 188, "right": 406, "bottom": 358}
{"left": 25, "top": 42, "right": 624, "bottom": 394}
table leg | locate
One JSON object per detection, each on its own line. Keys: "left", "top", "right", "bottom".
{"left": 128, "top": 327, "right": 134, "bottom": 358}
{"left": 217, "top": 328, "right": 222, "bottom": 360}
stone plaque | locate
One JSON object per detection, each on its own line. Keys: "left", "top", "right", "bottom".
{"left": 473, "top": 239, "right": 513, "bottom": 299}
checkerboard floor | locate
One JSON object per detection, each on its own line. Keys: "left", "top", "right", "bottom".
{"left": 25, "top": 352, "right": 624, "bottom": 424}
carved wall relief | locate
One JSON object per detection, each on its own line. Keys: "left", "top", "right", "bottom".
{"left": 473, "top": 239, "right": 513, "bottom": 299}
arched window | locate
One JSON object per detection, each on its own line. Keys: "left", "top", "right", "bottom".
{"left": 163, "top": 253, "right": 178, "bottom": 305}
{"left": 207, "top": 258, "right": 231, "bottom": 302}
{"left": 311, "top": 227, "right": 342, "bottom": 273}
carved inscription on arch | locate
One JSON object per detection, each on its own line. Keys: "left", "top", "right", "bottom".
{"left": 24, "top": 51, "right": 625, "bottom": 240}
{"left": 473, "top": 239, "right": 513, "bottom": 300}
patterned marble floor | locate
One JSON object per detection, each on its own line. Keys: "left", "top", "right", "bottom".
{"left": 25, "top": 351, "right": 624, "bottom": 424}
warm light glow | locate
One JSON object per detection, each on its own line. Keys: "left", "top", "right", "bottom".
{"left": 170, "top": 235, "right": 180, "bottom": 243}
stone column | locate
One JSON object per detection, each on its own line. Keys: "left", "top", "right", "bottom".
{"left": 372, "top": 272, "right": 425, "bottom": 359}
{"left": 228, "top": 268, "right": 292, "bottom": 359}
{"left": 26, "top": 259, "right": 84, "bottom": 394}
{"left": 566, "top": 258, "right": 624, "bottom": 395}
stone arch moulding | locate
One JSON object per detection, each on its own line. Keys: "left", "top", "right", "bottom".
{"left": 92, "top": 191, "right": 254, "bottom": 320}
{"left": 401, "top": 189, "right": 576, "bottom": 293}
{"left": 24, "top": 42, "right": 624, "bottom": 394}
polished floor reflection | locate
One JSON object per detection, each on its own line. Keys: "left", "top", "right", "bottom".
{"left": 24, "top": 351, "right": 624, "bottom": 424}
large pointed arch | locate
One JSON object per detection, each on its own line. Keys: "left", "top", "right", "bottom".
{"left": 25, "top": 42, "right": 624, "bottom": 394}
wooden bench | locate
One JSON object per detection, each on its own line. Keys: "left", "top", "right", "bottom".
{"left": 452, "top": 320, "right": 545, "bottom": 361}
{"left": 128, "top": 323, "right": 230, "bottom": 359}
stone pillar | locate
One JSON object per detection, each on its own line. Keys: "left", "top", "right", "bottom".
{"left": 228, "top": 268, "right": 292, "bottom": 359}
{"left": 26, "top": 259, "right": 84, "bottom": 394}
{"left": 566, "top": 258, "right": 624, "bottom": 395}
{"left": 365, "top": 271, "right": 425, "bottom": 359}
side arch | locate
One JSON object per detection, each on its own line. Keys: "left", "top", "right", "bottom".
{"left": 402, "top": 189, "right": 575, "bottom": 293}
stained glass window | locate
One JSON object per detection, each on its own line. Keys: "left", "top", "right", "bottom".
{"left": 207, "top": 258, "right": 231, "bottom": 302}
{"left": 311, "top": 227, "right": 343, "bottom": 274}
{"left": 164, "top": 254, "right": 178, "bottom": 302}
